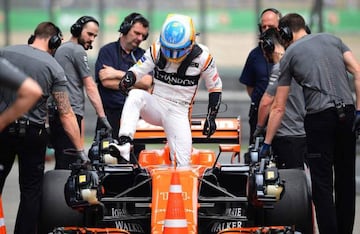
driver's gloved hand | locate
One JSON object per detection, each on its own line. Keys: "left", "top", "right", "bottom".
{"left": 119, "top": 71, "right": 136, "bottom": 96}
{"left": 259, "top": 143, "right": 271, "bottom": 159}
{"left": 203, "top": 113, "right": 217, "bottom": 138}
{"left": 202, "top": 92, "right": 221, "bottom": 138}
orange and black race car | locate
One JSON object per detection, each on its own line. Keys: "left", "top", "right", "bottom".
{"left": 39, "top": 117, "right": 314, "bottom": 234}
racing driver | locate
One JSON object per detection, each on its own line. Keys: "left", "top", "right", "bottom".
{"left": 109, "top": 13, "right": 223, "bottom": 166}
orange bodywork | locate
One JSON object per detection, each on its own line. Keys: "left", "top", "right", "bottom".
{"left": 148, "top": 167, "right": 201, "bottom": 234}
{"left": 138, "top": 145, "right": 216, "bottom": 234}
{"left": 134, "top": 117, "right": 241, "bottom": 233}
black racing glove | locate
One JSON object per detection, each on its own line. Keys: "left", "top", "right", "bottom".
{"left": 119, "top": 71, "right": 136, "bottom": 96}
{"left": 203, "top": 92, "right": 221, "bottom": 138}
{"left": 253, "top": 125, "right": 265, "bottom": 139}
{"left": 76, "top": 150, "right": 90, "bottom": 165}
{"left": 259, "top": 143, "right": 271, "bottom": 159}
{"left": 99, "top": 116, "right": 112, "bottom": 136}
{"left": 352, "top": 110, "right": 360, "bottom": 137}
{"left": 203, "top": 113, "right": 217, "bottom": 138}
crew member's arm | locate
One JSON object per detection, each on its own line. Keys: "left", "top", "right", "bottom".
{"left": 344, "top": 51, "right": 360, "bottom": 110}
{"left": 98, "top": 64, "right": 126, "bottom": 89}
{"left": 0, "top": 57, "right": 43, "bottom": 132}
{"left": 253, "top": 92, "right": 274, "bottom": 139}
{"left": 255, "top": 65, "right": 282, "bottom": 137}
{"left": 257, "top": 93, "right": 274, "bottom": 127}
{"left": 52, "top": 91, "right": 83, "bottom": 150}
{"left": 99, "top": 65, "right": 153, "bottom": 91}
{"left": 246, "top": 86, "right": 254, "bottom": 97}
{"left": 344, "top": 50, "right": 360, "bottom": 133}
{"left": 0, "top": 78, "right": 42, "bottom": 132}
{"left": 83, "top": 75, "right": 106, "bottom": 118}
{"left": 264, "top": 85, "right": 289, "bottom": 144}
{"left": 84, "top": 75, "right": 112, "bottom": 135}
{"left": 256, "top": 40, "right": 284, "bottom": 138}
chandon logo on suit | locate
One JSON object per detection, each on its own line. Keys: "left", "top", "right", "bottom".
{"left": 154, "top": 68, "right": 200, "bottom": 86}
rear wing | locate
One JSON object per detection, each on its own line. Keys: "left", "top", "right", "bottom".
{"left": 133, "top": 117, "right": 241, "bottom": 144}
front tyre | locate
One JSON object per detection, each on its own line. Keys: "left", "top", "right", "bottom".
{"left": 263, "top": 169, "right": 314, "bottom": 234}
{"left": 39, "top": 170, "right": 83, "bottom": 234}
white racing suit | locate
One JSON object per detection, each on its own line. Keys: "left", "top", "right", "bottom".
{"left": 119, "top": 41, "right": 222, "bottom": 165}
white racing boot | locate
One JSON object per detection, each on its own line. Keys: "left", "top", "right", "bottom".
{"left": 109, "top": 142, "right": 131, "bottom": 162}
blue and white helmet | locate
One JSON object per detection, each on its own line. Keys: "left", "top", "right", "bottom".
{"left": 159, "top": 14, "right": 196, "bottom": 63}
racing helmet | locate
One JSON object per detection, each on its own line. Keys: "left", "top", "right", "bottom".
{"left": 159, "top": 14, "right": 196, "bottom": 63}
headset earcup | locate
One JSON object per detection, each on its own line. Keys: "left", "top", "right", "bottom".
{"left": 262, "top": 37, "right": 275, "bottom": 54}
{"left": 70, "top": 23, "right": 81, "bottom": 37}
{"left": 28, "top": 35, "right": 35, "bottom": 45}
{"left": 48, "top": 35, "right": 61, "bottom": 50}
{"left": 119, "top": 21, "right": 131, "bottom": 35}
{"left": 279, "top": 26, "right": 293, "bottom": 42}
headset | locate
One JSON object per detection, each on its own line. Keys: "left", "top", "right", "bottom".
{"left": 257, "top": 8, "right": 282, "bottom": 33}
{"left": 279, "top": 25, "right": 293, "bottom": 43}
{"left": 28, "top": 23, "right": 63, "bottom": 50}
{"left": 259, "top": 27, "right": 279, "bottom": 54}
{"left": 49, "top": 26, "right": 63, "bottom": 49}
{"left": 118, "top": 13, "right": 148, "bottom": 40}
{"left": 260, "top": 36, "right": 275, "bottom": 54}
{"left": 279, "top": 24, "right": 311, "bottom": 43}
{"left": 71, "top": 16, "right": 99, "bottom": 37}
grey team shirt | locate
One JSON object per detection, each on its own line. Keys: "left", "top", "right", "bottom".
{"left": 0, "top": 45, "right": 67, "bottom": 125}
{"left": 278, "top": 33, "right": 353, "bottom": 114}
{"left": 0, "top": 57, "right": 28, "bottom": 90}
{"left": 266, "top": 63, "right": 306, "bottom": 137}
{"left": 54, "top": 41, "right": 92, "bottom": 116}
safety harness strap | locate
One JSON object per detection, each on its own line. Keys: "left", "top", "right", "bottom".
{"left": 156, "top": 44, "right": 203, "bottom": 79}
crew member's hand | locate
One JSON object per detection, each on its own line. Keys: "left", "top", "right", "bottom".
{"left": 99, "top": 116, "right": 112, "bottom": 136}
{"left": 253, "top": 125, "right": 265, "bottom": 139}
{"left": 203, "top": 115, "right": 216, "bottom": 138}
{"left": 76, "top": 150, "right": 90, "bottom": 165}
{"left": 259, "top": 143, "right": 271, "bottom": 158}
{"left": 353, "top": 110, "right": 360, "bottom": 138}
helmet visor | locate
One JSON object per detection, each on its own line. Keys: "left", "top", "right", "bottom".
{"left": 160, "top": 46, "right": 191, "bottom": 62}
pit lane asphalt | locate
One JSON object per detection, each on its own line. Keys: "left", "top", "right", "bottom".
{"left": 3, "top": 91, "right": 360, "bottom": 233}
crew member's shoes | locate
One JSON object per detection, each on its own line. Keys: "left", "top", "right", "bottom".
{"left": 109, "top": 142, "right": 131, "bottom": 162}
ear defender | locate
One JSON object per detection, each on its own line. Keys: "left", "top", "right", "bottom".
{"left": 48, "top": 26, "right": 63, "bottom": 50}
{"left": 28, "top": 35, "right": 35, "bottom": 45}
{"left": 279, "top": 26, "right": 293, "bottom": 42}
{"left": 261, "top": 37, "right": 275, "bottom": 54}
